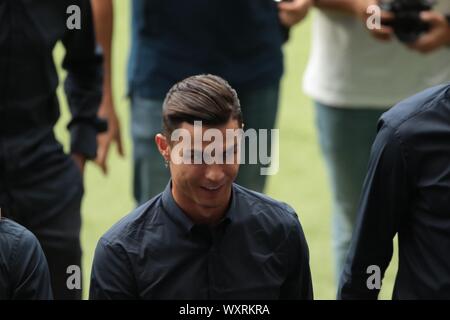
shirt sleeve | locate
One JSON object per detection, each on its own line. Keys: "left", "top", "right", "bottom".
{"left": 89, "top": 238, "right": 137, "bottom": 300}
{"left": 279, "top": 210, "right": 314, "bottom": 300}
{"left": 10, "top": 229, "right": 53, "bottom": 300}
{"left": 61, "top": 0, "right": 106, "bottom": 159}
{"left": 338, "top": 122, "right": 412, "bottom": 300}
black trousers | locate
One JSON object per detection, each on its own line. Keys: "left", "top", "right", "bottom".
{"left": 0, "top": 128, "right": 83, "bottom": 300}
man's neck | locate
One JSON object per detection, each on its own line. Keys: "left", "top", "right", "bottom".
{"left": 171, "top": 187, "right": 231, "bottom": 226}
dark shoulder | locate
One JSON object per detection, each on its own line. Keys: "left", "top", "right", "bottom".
{"left": 232, "top": 185, "right": 306, "bottom": 255}
{"left": 0, "top": 218, "right": 38, "bottom": 248}
{"left": 0, "top": 219, "right": 41, "bottom": 265}
{"left": 99, "top": 194, "right": 164, "bottom": 248}
{"left": 233, "top": 184, "right": 301, "bottom": 229}
{"left": 380, "top": 83, "right": 450, "bottom": 136}
{"left": 0, "top": 218, "right": 27, "bottom": 239}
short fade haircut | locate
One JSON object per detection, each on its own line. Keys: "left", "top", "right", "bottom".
{"left": 162, "top": 74, "right": 243, "bottom": 139}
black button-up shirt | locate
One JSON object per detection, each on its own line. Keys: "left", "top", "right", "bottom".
{"left": 0, "top": 0, "right": 103, "bottom": 159}
{"left": 90, "top": 183, "right": 313, "bottom": 300}
{"left": 0, "top": 218, "right": 53, "bottom": 300}
{"left": 339, "top": 83, "right": 450, "bottom": 299}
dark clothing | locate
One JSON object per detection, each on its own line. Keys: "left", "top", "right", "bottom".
{"left": 128, "top": 0, "right": 285, "bottom": 98}
{"left": 90, "top": 183, "right": 313, "bottom": 300}
{"left": 339, "top": 83, "right": 450, "bottom": 299}
{"left": 0, "top": 0, "right": 103, "bottom": 299}
{"left": 1, "top": 130, "right": 84, "bottom": 300}
{"left": 0, "top": 218, "right": 53, "bottom": 300}
{"left": 0, "top": 0, "right": 104, "bottom": 158}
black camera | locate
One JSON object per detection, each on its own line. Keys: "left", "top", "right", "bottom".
{"left": 380, "top": 0, "right": 436, "bottom": 43}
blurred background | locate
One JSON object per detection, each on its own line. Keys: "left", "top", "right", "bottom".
{"left": 52, "top": 1, "right": 398, "bottom": 299}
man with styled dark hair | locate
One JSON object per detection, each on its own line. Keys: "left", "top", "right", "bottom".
{"left": 89, "top": 75, "right": 313, "bottom": 300}
{"left": 161, "top": 74, "right": 243, "bottom": 136}
{"left": 0, "top": 218, "right": 53, "bottom": 300}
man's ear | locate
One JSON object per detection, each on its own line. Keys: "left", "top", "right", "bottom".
{"left": 155, "top": 133, "right": 170, "bottom": 161}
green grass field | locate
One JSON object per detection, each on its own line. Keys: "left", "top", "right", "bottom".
{"left": 53, "top": 1, "right": 397, "bottom": 299}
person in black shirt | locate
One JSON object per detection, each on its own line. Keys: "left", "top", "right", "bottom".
{"left": 0, "top": 0, "right": 104, "bottom": 299}
{"left": 339, "top": 83, "right": 450, "bottom": 299}
{"left": 0, "top": 218, "right": 53, "bottom": 300}
{"left": 89, "top": 75, "right": 313, "bottom": 300}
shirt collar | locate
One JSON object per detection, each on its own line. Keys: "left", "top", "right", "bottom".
{"left": 161, "top": 180, "right": 238, "bottom": 235}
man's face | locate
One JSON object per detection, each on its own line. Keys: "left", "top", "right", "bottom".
{"left": 166, "top": 118, "right": 241, "bottom": 217}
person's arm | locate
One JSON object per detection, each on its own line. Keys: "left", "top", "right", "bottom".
{"left": 89, "top": 238, "right": 136, "bottom": 300}
{"left": 61, "top": 0, "right": 106, "bottom": 174}
{"left": 278, "top": 0, "right": 313, "bottom": 28}
{"left": 11, "top": 229, "right": 53, "bottom": 300}
{"left": 91, "top": 0, "right": 124, "bottom": 175}
{"left": 408, "top": 11, "right": 450, "bottom": 53}
{"left": 338, "top": 123, "right": 411, "bottom": 300}
{"left": 279, "top": 210, "right": 314, "bottom": 300}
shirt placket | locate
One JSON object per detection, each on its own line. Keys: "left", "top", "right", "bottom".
{"left": 207, "top": 223, "right": 228, "bottom": 299}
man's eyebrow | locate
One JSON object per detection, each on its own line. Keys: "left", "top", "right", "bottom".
{"left": 189, "top": 144, "right": 237, "bottom": 153}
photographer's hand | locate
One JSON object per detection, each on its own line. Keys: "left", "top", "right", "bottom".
{"left": 368, "top": 7, "right": 395, "bottom": 41}
{"left": 408, "top": 11, "right": 450, "bottom": 54}
{"left": 355, "top": 0, "right": 395, "bottom": 41}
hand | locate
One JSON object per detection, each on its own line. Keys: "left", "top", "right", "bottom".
{"left": 95, "top": 95, "right": 124, "bottom": 175}
{"left": 408, "top": 11, "right": 450, "bottom": 54}
{"left": 278, "top": 0, "right": 312, "bottom": 28}
{"left": 353, "top": 0, "right": 395, "bottom": 41}
{"left": 72, "top": 153, "right": 86, "bottom": 176}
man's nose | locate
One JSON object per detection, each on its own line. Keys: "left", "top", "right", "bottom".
{"left": 204, "top": 164, "right": 225, "bottom": 182}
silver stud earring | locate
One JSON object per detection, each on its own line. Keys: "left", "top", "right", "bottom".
{"left": 164, "top": 159, "right": 169, "bottom": 168}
